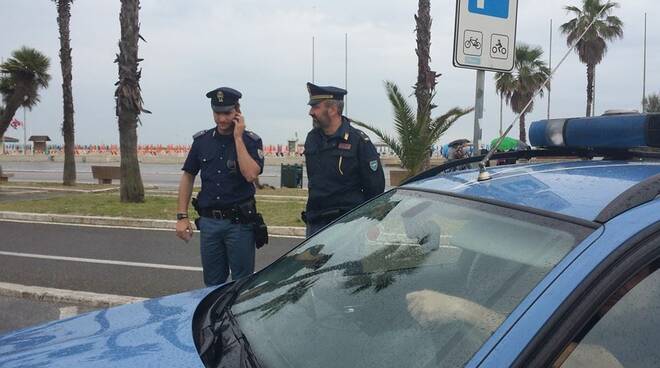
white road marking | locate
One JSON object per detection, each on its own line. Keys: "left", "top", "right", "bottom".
{"left": 58, "top": 306, "right": 79, "bottom": 319}
{"left": 0, "top": 250, "right": 203, "bottom": 272}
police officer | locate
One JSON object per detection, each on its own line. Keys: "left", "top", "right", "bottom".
{"left": 175, "top": 87, "right": 264, "bottom": 286}
{"left": 303, "top": 82, "right": 385, "bottom": 236}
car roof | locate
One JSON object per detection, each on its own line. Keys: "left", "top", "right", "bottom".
{"left": 403, "top": 160, "right": 660, "bottom": 222}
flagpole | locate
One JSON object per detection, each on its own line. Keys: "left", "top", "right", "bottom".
{"left": 345, "top": 33, "right": 348, "bottom": 116}
{"left": 642, "top": 12, "right": 647, "bottom": 112}
{"left": 547, "top": 19, "right": 553, "bottom": 120}
{"left": 23, "top": 106, "right": 28, "bottom": 155}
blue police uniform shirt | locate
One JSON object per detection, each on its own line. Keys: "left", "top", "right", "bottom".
{"left": 182, "top": 128, "right": 264, "bottom": 209}
{"left": 304, "top": 117, "right": 385, "bottom": 221}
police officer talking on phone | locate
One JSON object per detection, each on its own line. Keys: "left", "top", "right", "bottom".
{"left": 303, "top": 83, "right": 385, "bottom": 237}
{"left": 176, "top": 87, "right": 265, "bottom": 286}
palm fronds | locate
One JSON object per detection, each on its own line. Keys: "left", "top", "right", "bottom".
{"left": 353, "top": 81, "right": 472, "bottom": 176}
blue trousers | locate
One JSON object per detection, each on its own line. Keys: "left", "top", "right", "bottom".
{"left": 199, "top": 217, "right": 255, "bottom": 286}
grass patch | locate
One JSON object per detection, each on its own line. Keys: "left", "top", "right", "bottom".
{"left": 0, "top": 193, "right": 305, "bottom": 227}
{"left": 256, "top": 187, "right": 307, "bottom": 197}
{"left": 189, "top": 187, "right": 307, "bottom": 197}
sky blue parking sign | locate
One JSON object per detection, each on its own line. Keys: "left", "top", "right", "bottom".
{"left": 468, "top": 0, "right": 509, "bottom": 19}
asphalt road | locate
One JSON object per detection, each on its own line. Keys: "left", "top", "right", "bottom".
{"left": 0, "top": 296, "right": 97, "bottom": 335}
{"left": 0, "top": 220, "right": 303, "bottom": 334}
{"left": 0, "top": 221, "right": 303, "bottom": 298}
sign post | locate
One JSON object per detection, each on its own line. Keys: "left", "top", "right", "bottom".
{"left": 453, "top": 0, "right": 519, "bottom": 150}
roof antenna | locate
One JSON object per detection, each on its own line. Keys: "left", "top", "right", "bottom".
{"left": 478, "top": 3, "right": 613, "bottom": 181}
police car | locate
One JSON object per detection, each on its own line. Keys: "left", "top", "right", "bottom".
{"left": 1, "top": 113, "right": 659, "bottom": 367}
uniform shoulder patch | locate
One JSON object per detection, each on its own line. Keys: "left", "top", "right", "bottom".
{"left": 192, "top": 129, "right": 209, "bottom": 140}
{"left": 245, "top": 130, "right": 261, "bottom": 142}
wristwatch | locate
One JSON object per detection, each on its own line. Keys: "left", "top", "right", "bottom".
{"left": 176, "top": 213, "right": 189, "bottom": 220}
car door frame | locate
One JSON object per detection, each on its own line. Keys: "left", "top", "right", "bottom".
{"left": 469, "top": 200, "right": 660, "bottom": 367}
{"left": 512, "top": 222, "right": 660, "bottom": 367}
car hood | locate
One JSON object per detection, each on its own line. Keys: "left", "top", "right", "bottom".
{"left": 0, "top": 287, "right": 215, "bottom": 368}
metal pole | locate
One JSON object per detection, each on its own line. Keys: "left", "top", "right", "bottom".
{"left": 23, "top": 106, "right": 27, "bottom": 155}
{"left": 643, "top": 12, "right": 647, "bottom": 112}
{"left": 345, "top": 33, "right": 349, "bottom": 115}
{"left": 547, "top": 19, "right": 553, "bottom": 120}
{"left": 593, "top": 69, "right": 596, "bottom": 116}
{"left": 473, "top": 70, "right": 485, "bottom": 151}
{"left": 499, "top": 94, "right": 503, "bottom": 136}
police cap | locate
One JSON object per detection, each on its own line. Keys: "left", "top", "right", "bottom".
{"left": 206, "top": 87, "right": 242, "bottom": 113}
{"left": 307, "top": 82, "right": 347, "bottom": 106}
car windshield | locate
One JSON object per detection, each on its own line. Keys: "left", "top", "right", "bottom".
{"left": 228, "top": 189, "right": 593, "bottom": 368}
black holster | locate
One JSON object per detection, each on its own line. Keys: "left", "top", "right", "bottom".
{"left": 237, "top": 199, "right": 269, "bottom": 249}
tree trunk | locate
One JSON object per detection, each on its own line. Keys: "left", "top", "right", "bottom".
{"left": 519, "top": 112, "right": 527, "bottom": 143}
{"left": 119, "top": 111, "right": 144, "bottom": 202}
{"left": 414, "top": 0, "right": 436, "bottom": 172}
{"left": 415, "top": 0, "right": 435, "bottom": 120}
{"left": 57, "top": 0, "right": 76, "bottom": 186}
{"left": 586, "top": 63, "right": 594, "bottom": 117}
{"left": 116, "top": 0, "right": 145, "bottom": 202}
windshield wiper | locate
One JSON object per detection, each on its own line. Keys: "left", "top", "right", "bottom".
{"left": 198, "top": 277, "right": 260, "bottom": 368}
{"left": 225, "top": 309, "right": 264, "bottom": 368}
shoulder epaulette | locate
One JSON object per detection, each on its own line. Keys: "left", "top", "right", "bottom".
{"left": 245, "top": 130, "right": 261, "bottom": 142}
{"left": 356, "top": 129, "right": 370, "bottom": 142}
{"left": 347, "top": 120, "right": 371, "bottom": 142}
{"left": 192, "top": 129, "right": 209, "bottom": 140}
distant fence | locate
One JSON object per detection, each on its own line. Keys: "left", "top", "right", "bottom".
{"left": 1, "top": 143, "right": 306, "bottom": 157}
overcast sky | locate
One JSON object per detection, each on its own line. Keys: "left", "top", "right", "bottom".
{"left": 1, "top": 0, "right": 658, "bottom": 146}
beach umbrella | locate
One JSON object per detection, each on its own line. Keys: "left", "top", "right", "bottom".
{"left": 490, "top": 136, "right": 528, "bottom": 152}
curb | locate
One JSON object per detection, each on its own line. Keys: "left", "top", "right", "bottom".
{"left": 0, "top": 282, "right": 147, "bottom": 308}
{"left": 1, "top": 185, "right": 119, "bottom": 194}
{"left": 0, "top": 211, "right": 307, "bottom": 237}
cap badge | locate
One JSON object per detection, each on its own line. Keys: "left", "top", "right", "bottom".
{"left": 217, "top": 91, "right": 224, "bottom": 102}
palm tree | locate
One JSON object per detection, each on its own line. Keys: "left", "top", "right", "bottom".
{"left": 54, "top": 0, "right": 76, "bottom": 186}
{"left": 0, "top": 47, "right": 51, "bottom": 138}
{"left": 116, "top": 0, "right": 150, "bottom": 202}
{"left": 643, "top": 93, "right": 660, "bottom": 113}
{"left": 353, "top": 82, "right": 472, "bottom": 177}
{"left": 495, "top": 44, "right": 551, "bottom": 143}
{"left": 560, "top": 0, "right": 623, "bottom": 117}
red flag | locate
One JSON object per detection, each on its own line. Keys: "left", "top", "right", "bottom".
{"left": 10, "top": 118, "right": 22, "bottom": 129}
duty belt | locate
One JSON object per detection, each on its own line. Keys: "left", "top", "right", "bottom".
{"left": 198, "top": 206, "right": 240, "bottom": 221}
{"left": 304, "top": 208, "right": 346, "bottom": 224}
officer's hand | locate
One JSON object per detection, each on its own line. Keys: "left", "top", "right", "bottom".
{"left": 175, "top": 219, "right": 194, "bottom": 242}
{"left": 233, "top": 113, "right": 246, "bottom": 139}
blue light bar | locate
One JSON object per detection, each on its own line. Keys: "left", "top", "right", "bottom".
{"left": 529, "top": 114, "right": 660, "bottom": 149}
